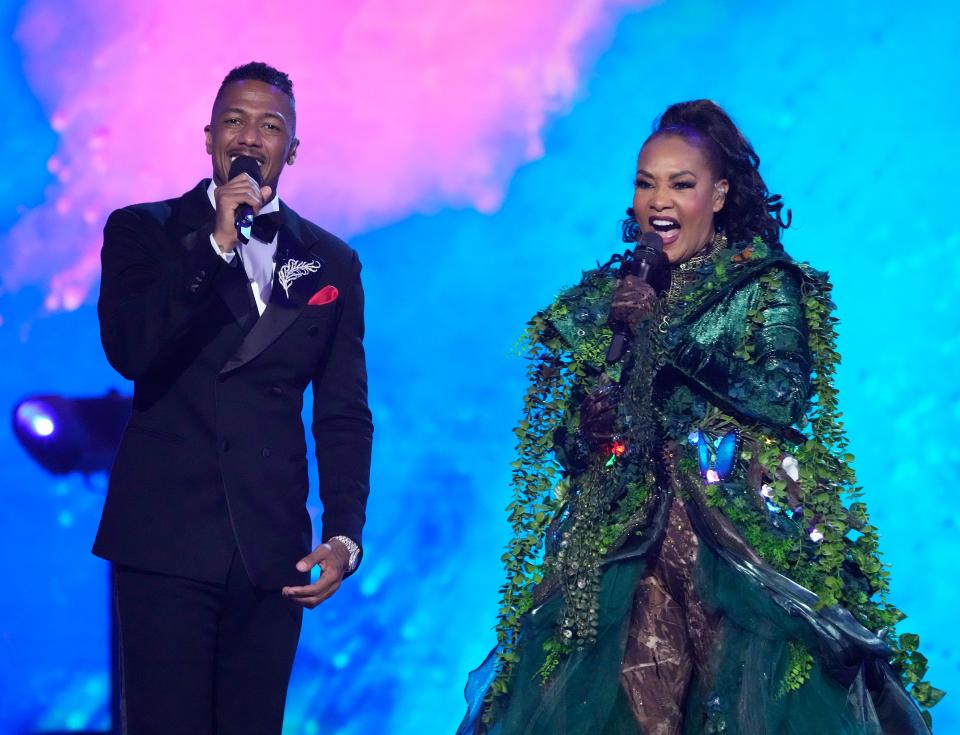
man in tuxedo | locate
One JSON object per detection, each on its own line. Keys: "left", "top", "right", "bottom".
{"left": 94, "top": 61, "right": 372, "bottom": 733}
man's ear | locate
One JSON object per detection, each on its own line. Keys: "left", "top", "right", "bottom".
{"left": 204, "top": 125, "right": 213, "bottom": 155}
{"left": 286, "top": 137, "right": 300, "bottom": 165}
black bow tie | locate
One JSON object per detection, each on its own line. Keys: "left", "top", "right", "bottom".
{"left": 239, "top": 212, "right": 282, "bottom": 244}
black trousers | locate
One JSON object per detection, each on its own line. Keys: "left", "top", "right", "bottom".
{"left": 114, "top": 550, "right": 303, "bottom": 735}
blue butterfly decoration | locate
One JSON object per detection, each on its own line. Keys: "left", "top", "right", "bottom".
{"left": 690, "top": 429, "right": 740, "bottom": 483}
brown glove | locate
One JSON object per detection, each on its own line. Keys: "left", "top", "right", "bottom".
{"left": 579, "top": 376, "right": 621, "bottom": 451}
{"left": 608, "top": 275, "right": 658, "bottom": 337}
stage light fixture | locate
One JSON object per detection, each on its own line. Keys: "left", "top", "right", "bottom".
{"left": 12, "top": 390, "right": 131, "bottom": 734}
{"left": 12, "top": 390, "right": 131, "bottom": 476}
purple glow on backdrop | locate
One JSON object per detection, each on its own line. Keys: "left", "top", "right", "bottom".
{"left": 6, "top": 0, "right": 648, "bottom": 311}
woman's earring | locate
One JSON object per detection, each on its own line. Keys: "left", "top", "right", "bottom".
{"left": 714, "top": 183, "right": 728, "bottom": 207}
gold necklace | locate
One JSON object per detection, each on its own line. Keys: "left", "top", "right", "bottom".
{"left": 660, "top": 231, "right": 728, "bottom": 332}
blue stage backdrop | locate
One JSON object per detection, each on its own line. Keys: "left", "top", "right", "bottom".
{"left": 1, "top": 1, "right": 958, "bottom": 733}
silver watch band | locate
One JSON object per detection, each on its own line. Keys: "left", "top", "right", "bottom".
{"left": 330, "top": 535, "right": 360, "bottom": 571}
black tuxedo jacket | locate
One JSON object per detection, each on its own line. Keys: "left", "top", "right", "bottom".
{"left": 93, "top": 180, "right": 372, "bottom": 589}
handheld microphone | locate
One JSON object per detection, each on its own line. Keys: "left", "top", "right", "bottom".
{"left": 227, "top": 155, "right": 262, "bottom": 234}
{"left": 605, "top": 230, "right": 664, "bottom": 364}
{"left": 629, "top": 231, "right": 664, "bottom": 281}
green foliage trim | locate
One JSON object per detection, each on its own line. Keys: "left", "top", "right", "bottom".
{"left": 893, "top": 632, "right": 947, "bottom": 711}
{"left": 779, "top": 641, "right": 814, "bottom": 696}
{"left": 537, "top": 638, "right": 573, "bottom": 683}
{"left": 488, "top": 321, "right": 571, "bottom": 701}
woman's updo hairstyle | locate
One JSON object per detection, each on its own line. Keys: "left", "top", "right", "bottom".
{"left": 651, "top": 99, "right": 791, "bottom": 247}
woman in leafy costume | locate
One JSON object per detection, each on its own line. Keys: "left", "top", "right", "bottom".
{"left": 458, "top": 100, "right": 941, "bottom": 735}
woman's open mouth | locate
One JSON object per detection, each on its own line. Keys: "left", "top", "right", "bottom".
{"left": 649, "top": 217, "right": 680, "bottom": 245}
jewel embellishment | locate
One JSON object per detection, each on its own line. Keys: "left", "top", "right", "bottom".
{"left": 278, "top": 259, "right": 322, "bottom": 298}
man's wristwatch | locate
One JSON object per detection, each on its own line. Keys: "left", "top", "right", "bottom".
{"left": 329, "top": 536, "right": 360, "bottom": 572}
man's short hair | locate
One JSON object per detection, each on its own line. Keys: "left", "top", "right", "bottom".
{"left": 214, "top": 61, "right": 295, "bottom": 111}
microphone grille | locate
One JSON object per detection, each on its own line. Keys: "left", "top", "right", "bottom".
{"left": 638, "top": 231, "right": 664, "bottom": 254}
{"left": 228, "top": 155, "right": 263, "bottom": 186}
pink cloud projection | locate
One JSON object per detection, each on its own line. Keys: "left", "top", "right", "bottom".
{"left": 5, "top": 0, "right": 649, "bottom": 311}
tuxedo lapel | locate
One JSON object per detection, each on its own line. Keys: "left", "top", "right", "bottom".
{"left": 177, "top": 179, "right": 215, "bottom": 230}
{"left": 216, "top": 254, "right": 258, "bottom": 329}
{"left": 177, "top": 180, "right": 257, "bottom": 329}
{"left": 219, "top": 218, "right": 325, "bottom": 376}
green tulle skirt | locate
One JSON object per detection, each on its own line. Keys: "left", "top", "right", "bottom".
{"left": 460, "top": 529, "right": 930, "bottom": 735}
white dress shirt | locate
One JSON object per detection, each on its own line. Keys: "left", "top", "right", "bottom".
{"left": 207, "top": 180, "right": 279, "bottom": 316}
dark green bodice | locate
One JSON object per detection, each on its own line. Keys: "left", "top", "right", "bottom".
{"left": 666, "top": 258, "right": 811, "bottom": 429}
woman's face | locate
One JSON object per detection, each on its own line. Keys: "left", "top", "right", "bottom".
{"left": 632, "top": 133, "right": 728, "bottom": 264}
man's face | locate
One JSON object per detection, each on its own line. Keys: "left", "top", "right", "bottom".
{"left": 204, "top": 80, "right": 299, "bottom": 196}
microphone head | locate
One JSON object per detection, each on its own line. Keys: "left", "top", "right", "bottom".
{"left": 637, "top": 231, "right": 664, "bottom": 256}
{"left": 228, "top": 155, "right": 263, "bottom": 187}
{"left": 632, "top": 230, "right": 665, "bottom": 280}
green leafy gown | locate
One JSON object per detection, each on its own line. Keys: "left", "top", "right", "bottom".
{"left": 458, "top": 239, "right": 940, "bottom": 734}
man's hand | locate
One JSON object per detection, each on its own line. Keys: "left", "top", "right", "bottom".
{"left": 281, "top": 539, "right": 351, "bottom": 610}
{"left": 212, "top": 173, "right": 274, "bottom": 253}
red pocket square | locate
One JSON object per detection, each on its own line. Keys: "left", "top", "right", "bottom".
{"left": 308, "top": 285, "right": 339, "bottom": 306}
